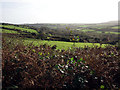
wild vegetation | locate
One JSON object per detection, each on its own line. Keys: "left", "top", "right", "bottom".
{"left": 2, "top": 36, "right": 120, "bottom": 89}
{"left": 0, "top": 22, "right": 120, "bottom": 45}
{"left": 1, "top": 22, "right": 120, "bottom": 89}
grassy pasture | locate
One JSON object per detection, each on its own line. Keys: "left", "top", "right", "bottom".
{"left": 94, "top": 27, "right": 103, "bottom": 29}
{"left": 77, "top": 29, "right": 120, "bottom": 34}
{"left": 0, "top": 29, "right": 19, "bottom": 34}
{"left": 78, "top": 25, "right": 89, "bottom": 27}
{"left": 105, "top": 31, "right": 120, "bottom": 34}
{"left": 81, "top": 29, "right": 95, "bottom": 32}
{"left": 0, "top": 24, "right": 38, "bottom": 34}
{"left": 95, "top": 31, "right": 120, "bottom": 34}
{"left": 24, "top": 38, "right": 108, "bottom": 50}
{"left": 112, "top": 26, "right": 120, "bottom": 29}
{"left": 76, "top": 29, "right": 95, "bottom": 32}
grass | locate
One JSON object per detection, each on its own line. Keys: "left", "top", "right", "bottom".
{"left": 105, "top": 31, "right": 120, "bottom": 34}
{"left": 79, "top": 29, "right": 119, "bottom": 34}
{"left": 0, "top": 29, "right": 19, "bottom": 34}
{"left": 0, "top": 25, "right": 38, "bottom": 34}
{"left": 24, "top": 38, "right": 108, "bottom": 50}
{"left": 79, "top": 25, "right": 89, "bottom": 27}
{"left": 96, "top": 31, "right": 101, "bottom": 33}
{"left": 75, "top": 28, "right": 119, "bottom": 34}
{"left": 76, "top": 29, "right": 81, "bottom": 30}
{"left": 112, "top": 26, "right": 120, "bottom": 29}
{"left": 95, "top": 31, "right": 120, "bottom": 34}
{"left": 94, "top": 27, "right": 103, "bottom": 29}
{"left": 81, "top": 29, "right": 95, "bottom": 32}
{"left": 76, "top": 29, "right": 95, "bottom": 32}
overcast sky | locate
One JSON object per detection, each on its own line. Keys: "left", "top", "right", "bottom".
{"left": 0, "top": 0, "right": 119, "bottom": 24}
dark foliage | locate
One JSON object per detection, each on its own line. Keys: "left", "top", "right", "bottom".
{"left": 2, "top": 37, "right": 120, "bottom": 89}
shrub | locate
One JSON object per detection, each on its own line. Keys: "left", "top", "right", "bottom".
{"left": 2, "top": 37, "right": 120, "bottom": 89}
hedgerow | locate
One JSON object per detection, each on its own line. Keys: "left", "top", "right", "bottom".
{"left": 2, "top": 37, "right": 120, "bottom": 89}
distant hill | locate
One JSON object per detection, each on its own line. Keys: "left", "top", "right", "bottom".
{"left": 1, "top": 21, "right": 119, "bottom": 31}
{"left": 1, "top": 21, "right": 119, "bottom": 45}
{"left": 97, "top": 21, "right": 118, "bottom": 26}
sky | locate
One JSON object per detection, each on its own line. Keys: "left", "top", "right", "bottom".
{"left": 0, "top": 0, "right": 120, "bottom": 24}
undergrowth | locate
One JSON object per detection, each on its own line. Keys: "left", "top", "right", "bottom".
{"left": 2, "top": 37, "right": 120, "bottom": 89}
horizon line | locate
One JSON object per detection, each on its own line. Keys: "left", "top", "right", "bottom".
{"left": 0, "top": 20, "right": 119, "bottom": 25}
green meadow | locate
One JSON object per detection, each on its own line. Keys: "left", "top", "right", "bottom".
{"left": 0, "top": 29, "right": 19, "bottom": 34}
{"left": 105, "top": 31, "right": 120, "bottom": 34}
{"left": 1, "top": 23, "right": 117, "bottom": 50}
{"left": 0, "top": 24, "right": 38, "bottom": 34}
{"left": 24, "top": 38, "right": 108, "bottom": 50}
{"left": 112, "top": 26, "right": 120, "bottom": 29}
{"left": 78, "top": 25, "right": 89, "bottom": 27}
{"left": 81, "top": 29, "right": 95, "bottom": 32}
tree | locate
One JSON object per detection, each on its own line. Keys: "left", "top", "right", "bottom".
{"left": 37, "top": 29, "right": 47, "bottom": 39}
{"left": 94, "top": 38, "right": 100, "bottom": 43}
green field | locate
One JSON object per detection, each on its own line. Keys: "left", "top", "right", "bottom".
{"left": 112, "top": 26, "right": 120, "bottom": 29}
{"left": 78, "top": 25, "right": 89, "bottom": 27}
{"left": 0, "top": 29, "right": 19, "bottom": 34}
{"left": 24, "top": 38, "right": 108, "bottom": 50}
{"left": 76, "top": 29, "right": 95, "bottom": 32}
{"left": 95, "top": 31, "right": 120, "bottom": 34}
{"left": 75, "top": 29, "right": 119, "bottom": 34}
{"left": 105, "top": 31, "right": 120, "bottom": 34}
{"left": 1, "top": 23, "right": 118, "bottom": 50}
{"left": 81, "top": 29, "right": 95, "bottom": 32}
{"left": 0, "top": 24, "right": 38, "bottom": 34}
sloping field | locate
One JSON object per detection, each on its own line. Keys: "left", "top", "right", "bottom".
{"left": 0, "top": 24, "right": 38, "bottom": 34}
{"left": 75, "top": 28, "right": 119, "bottom": 34}
{"left": 0, "top": 29, "right": 19, "bottom": 34}
{"left": 112, "top": 26, "right": 120, "bottom": 29}
{"left": 24, "top": 38, "right": 108, "bottom": 50}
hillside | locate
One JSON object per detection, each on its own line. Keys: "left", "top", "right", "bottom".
{"left": 24, "top": 21, "right": 119, "bottom": 31}
{"left": 0, "top": 22, "right": 119, "bottom": 46}
{"left": 2, "top": 21, "right": 120, "bottom": 89}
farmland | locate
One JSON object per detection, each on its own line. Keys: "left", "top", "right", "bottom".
{"left": 1, "top": 22, "right": 120, "bottom": 89}
{"left": 0, "top": 29, "right": 19, "bottom": 34}
{"left": 24, "top": 38, "right": 107, "bottom": 50}
{"left": 0, "top": 24, "right": 38, "bottom": 34}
